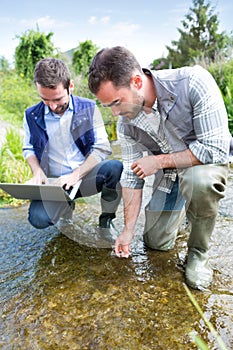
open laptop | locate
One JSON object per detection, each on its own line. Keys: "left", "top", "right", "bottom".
{"left": 0, "top": 179, "right": 82, "bottom": 202}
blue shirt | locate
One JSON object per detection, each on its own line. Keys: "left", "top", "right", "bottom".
{"left": 23, "top": 97, "right": 111, "bottom": 177}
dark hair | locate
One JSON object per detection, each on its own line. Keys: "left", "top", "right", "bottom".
{"left": 88, "top": 46, "right": 142, "bottom": 94}
{"left": 34, "top": 58, "right": 71, "bottom": 91}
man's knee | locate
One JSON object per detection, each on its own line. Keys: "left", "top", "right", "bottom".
{"left": 143, "top": 209, "right": 185, "bottom": 251}
{"left": 97, "top": 160, "right": 123, "bottom": 191}
{"left": 28, "top": 212, "right": 52, "bottom": 229}
{"left": 105, "top": 160, "right": 123, "bottom": 181}
{"left": 179, "top": 164, "right": 228, "bottom": 214}
{"left": 28, "top": 201, "right": 53, "bottom": 229}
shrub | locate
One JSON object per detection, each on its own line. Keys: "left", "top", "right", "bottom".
{"left": 1, "top": 72, "right": 39, "bottom": 124}
{"left": 207, "top": 59, "right": 233, "bottom": 134}
{"left": 0, "top": 128, "right": 31, "bottom": 206}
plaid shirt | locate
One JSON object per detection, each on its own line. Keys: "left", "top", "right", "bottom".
{"left": 118, "top": 65, "right": 231, "bottom": 192}
{"left": 118, "top": 106, "right": 177, "bottom": 192}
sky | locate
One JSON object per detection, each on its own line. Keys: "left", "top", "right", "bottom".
{"left": 0, "top": 0, "right": 233, "bottom": 67}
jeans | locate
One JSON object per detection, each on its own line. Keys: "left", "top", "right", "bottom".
{"left": 28, "top": 159, "right": 123, "bottom": 229}
{"left": 147, "top": 176, "right": 185, "bottom": 211}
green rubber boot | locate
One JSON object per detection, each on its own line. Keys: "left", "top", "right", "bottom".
{"left": 185, "top": 248, "right": 213, "bottom": 290}
{"left": 185, "top": 214, "right": 216, "bottom": 290}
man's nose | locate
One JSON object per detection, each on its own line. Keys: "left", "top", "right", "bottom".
{"left": 111, "top": 105, "right": 120, "bottom": 116}
{"left": 48, "top": 101, "right": 58, "bottom": 110}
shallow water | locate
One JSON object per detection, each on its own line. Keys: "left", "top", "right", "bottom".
{"left": 0, "top": 158, "right": 233, "bottom": 349}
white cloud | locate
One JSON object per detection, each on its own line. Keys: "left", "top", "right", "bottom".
{"left": 0, "top": 16, "right": 13, "bottom": 25}
{"left": 87, "top": 18, "right": 140, "bottom": 39}
{"left": 88, "top": 16, "right": 97, "bottom": 24}
{"left": 88, "top": 16, "right": 110, "bottom": 25}
{"left": 20, "top": 15, "right": 70, "bottom": 30}
{"left": 100, "top": 16, "right": 110, "bottom": 24}
{"left": 112, "top": 22, "right": 140, "bottom": 36}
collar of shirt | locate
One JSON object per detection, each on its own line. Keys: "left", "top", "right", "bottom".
{"left": 44, "top": 97, "right": 73, "bottom": 119}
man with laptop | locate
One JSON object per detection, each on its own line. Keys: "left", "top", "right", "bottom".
{"left": 22, "top": 57, "right": 122, "bottom": 229}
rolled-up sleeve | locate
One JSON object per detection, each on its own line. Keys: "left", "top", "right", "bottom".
{"left": 189, "top": 65, "right": 230, "bottom": 164}
{"left": 22, "top": 113, "right": 36, "bottom": 159}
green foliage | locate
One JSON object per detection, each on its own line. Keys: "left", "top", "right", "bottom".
{"left": 149, "top": 57, "right": 171, "bottom": 70}
{"left": 1, "top": 71, "right": 39, "bottom": 123}
{"left": 0, "top": 128, "right": 31, "bottom": 206}
{"left": 224, "top": 87, "right": 233, "bottom": 133}
{"left": 207, "top": 56, "right": 233, "bottom": 95}
{"left": 15, "top": 28, "right": 57, "bottom": 80}
{"left": 0, "top": 56, "right": 10, "bottom": 73}
{"left": 73, "top": 75, "right": 96, "bottom": 100}
{"left": 207, "top": 59, "right": 233, "bottom": 134}
{"left": 166, "top": 0, "right": 231, "bottom": 68}
{"left": 72, "top": 40, "right": 98, "bottom": 78}
{"left": 101, "top": 109, "right": 118, "bottom": 141}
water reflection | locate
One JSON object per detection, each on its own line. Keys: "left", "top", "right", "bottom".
{"left": 0, "top": 166, "right": 233, "bottom": 349}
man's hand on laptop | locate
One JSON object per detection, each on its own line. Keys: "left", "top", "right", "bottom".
{"left": 25, "top": 169, "right": 48, "bottom": 185}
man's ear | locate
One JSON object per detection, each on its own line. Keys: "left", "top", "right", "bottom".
{"left": 69, "top": 80, "right": 74, "bottom": 93}
{"left": 131, "top": 75, "right": 143, "bottom": 89}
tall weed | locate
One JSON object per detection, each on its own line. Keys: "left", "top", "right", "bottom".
{"left": 184, "top": 284, "right": 228, "bottom": 350}
{"left": 0, "top": 128, "right": 31, "bottom": 205}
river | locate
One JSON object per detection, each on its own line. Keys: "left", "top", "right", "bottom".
{"left": 0, "top": 146, "right": 232, "bottom": 349}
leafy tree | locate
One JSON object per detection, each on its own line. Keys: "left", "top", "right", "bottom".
{"left": 72, "top": 40, "right": 98, "bottom": 77}
{"left": 14, "top": 28, "right": 56, "bottom": 80}
{"left": 0, "top": 56, "right": 10, "bottom": 73}
{"left": 166, "top": 0, "right": 230, "bottom": 68}
{"left": 149, "top": 57, "right": 171, "bottom": 70}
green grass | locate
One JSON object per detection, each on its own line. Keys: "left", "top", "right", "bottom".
{"left": 0, "top": 126, "right": 31, "bottom": 207}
